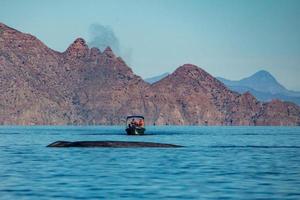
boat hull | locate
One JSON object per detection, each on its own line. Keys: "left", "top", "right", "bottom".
{"left": 126, "top": 127, "right": 146, "bottom": 135}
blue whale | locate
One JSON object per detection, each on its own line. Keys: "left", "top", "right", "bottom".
{"left": 47, "top": 141, "right": 183, "bottom": 148}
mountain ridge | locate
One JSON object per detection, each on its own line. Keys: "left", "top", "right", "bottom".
{"left": 0, "top": 23, "right": 299, "bottom": 125}
{"left": 217, "top": 71, "right": 300, "bottom": 105}
{"left": 146, "top": 70, "right": 300, "bottom": 105}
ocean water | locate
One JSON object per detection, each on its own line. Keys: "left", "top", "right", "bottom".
{"left": 0, "top": 126, "right": 300, "bottom": 200}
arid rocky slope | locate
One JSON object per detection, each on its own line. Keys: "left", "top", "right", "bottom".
{"left": 0, "top": 23, "right": 299, "bottom": 125}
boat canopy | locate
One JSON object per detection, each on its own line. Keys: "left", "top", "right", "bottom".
{"left": 126, "top": 115, "right": 144, "bottom": 120}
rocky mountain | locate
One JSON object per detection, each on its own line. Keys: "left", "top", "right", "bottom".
{"left": 217, "top": 71, "right": 300, "bottom": 105}
{"left": 0, "top": 23, "right": 299, "bottom": 125}
{"left": 145, "top": 73, "right": 169, "bottom": 84}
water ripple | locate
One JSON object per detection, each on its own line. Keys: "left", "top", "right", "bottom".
{"left": 0, "top": 126, "right": 300, "bottom": 199}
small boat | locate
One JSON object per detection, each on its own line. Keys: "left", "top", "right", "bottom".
{"left": 125, "top": 115, "right": 146, "bottom": 135}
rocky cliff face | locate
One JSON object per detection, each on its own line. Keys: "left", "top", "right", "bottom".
{"left": 0, "top": 23, "right": 299, "bottom": 125}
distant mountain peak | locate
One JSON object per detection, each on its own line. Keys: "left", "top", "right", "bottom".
{"left": 65, "top": 37, "right": 89, "bottom": 58}
{"left": 89, "top": 47, "right": 101, "bottom": 60}
{"left": 0, "top": 22, "right": 39, "bottom": 43}
{"left": 172, "top": 64, "right": 201, "bottom": 78}
{"left": 145, "top": 72, "right": 169, "bottom": 84}
{"left": 103, "top": 46, "right": 116, "bottom": 58}
{"left": 251, "top": 70, "right": 276, "bottom": 81}
{"left": 145, "top": 64, "right": 208, "bottom": 84}
{"left": 173, "top": 64, "right": 214, "bottom": 81}
{"left": 70, "top": 38, "right": 88, "bottom": 49}
{"left": 256, "top": 69, "right": 269, "bottom": 74}
{"left": 239, "top": 70, "right": 286, "bottom": 94}
{"left": 176, "top": 63, "right": 199, "bottom": 71}
{"left": 90, "top": 47, "right": 101, "bottom": 54}
{"left": 218, "top": 70, "right": 300, "bottom": 105}
{"left": 74, "top": 37, "right": 86, "bottom": 45}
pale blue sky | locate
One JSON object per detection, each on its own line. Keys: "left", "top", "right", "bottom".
{"left": 1, "top": 0, "right": 300, "bottom": 90}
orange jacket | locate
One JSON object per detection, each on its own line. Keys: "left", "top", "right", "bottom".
{"left": 138, "top": 120, "right": 144, "bottom": 127}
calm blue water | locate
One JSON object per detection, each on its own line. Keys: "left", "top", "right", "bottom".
{"left": 0, "top": 126, "right": 300, "bottom": 200}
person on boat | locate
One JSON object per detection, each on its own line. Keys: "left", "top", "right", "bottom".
{"left": 138, "top": 119, "right": 144, "bottom": 127}
{"left": 134, "top": 120, "right": 139, "bottom": 126}
{"left": 130, "top": 118, "right": 137, "bottom": 127}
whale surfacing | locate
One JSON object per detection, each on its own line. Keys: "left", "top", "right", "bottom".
{"left": 47, "top": 141, "right": 182, "bottom": 148}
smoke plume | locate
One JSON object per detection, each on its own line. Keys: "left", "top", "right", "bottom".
{"left": 88, "top": 23, "right": 132, "bottom": 63}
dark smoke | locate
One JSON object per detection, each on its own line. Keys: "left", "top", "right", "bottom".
{"left": 88, "top": 23, "right": 132, "bottom": 64}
